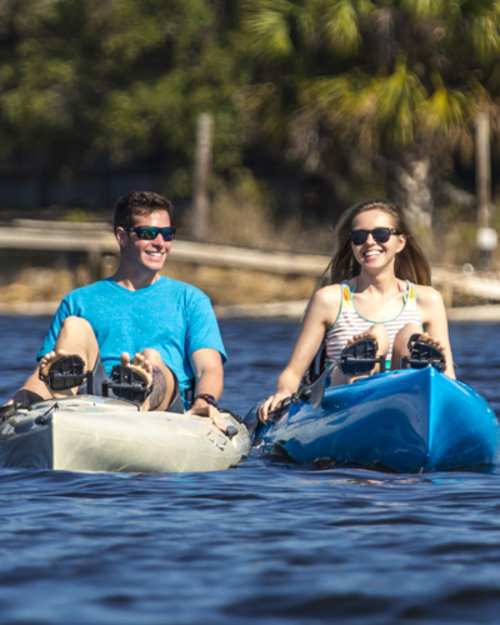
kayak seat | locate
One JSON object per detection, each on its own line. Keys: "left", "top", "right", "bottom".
{"left": 402, "top": 333, "right": 446, "bottom": 372}
{"left": 302, "top": 345, "right": 327, "bottom": 388}
{"left": 102, "top": 365, "right": 152, "bottom": 404}
{"left": 339, "top": 337, "right": 386, "bottom": 376}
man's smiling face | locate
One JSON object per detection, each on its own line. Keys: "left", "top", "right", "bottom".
{"left": 119, "top": 209, "right": 173, "bottom": 276}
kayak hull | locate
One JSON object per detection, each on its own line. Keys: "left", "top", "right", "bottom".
{"left": 0, "top": 396, "right": 250, "bottom": 473}
{"left": 253, "top": 368, "right": 498, "bottom": 472}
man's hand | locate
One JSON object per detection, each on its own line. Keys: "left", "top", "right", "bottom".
{"left": 187, "top": 400, "right": 234, "bottom": 434}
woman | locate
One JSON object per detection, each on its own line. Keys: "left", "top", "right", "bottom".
{"left": 259, "top": 200, "right": 455, "bottom": 421}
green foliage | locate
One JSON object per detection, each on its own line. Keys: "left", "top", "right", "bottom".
{"left": 237, "top": 0, "right": 500, "bottom": 220}
{"left": 243, "top": 0, "right": 295, "bottom": 59}
{"left": 321, "top": 0, "right": 368, "bottom": 55}
{"left": 0, "top": 0, "right": 244, "bottom": 192}
{"left": 0, "top": 0, "right": 498, "bottom": 222}
{"left": 210, "top": 169, "right": 274, "bottom": 246}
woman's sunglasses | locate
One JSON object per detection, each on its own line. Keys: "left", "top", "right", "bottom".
{"left": 350, "top": 227, "right": 401, "bottom": 246}
{"left": 126, "top": 226, "right": 176, "bottom": 241}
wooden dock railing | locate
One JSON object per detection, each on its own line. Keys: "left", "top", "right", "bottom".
{"left": 0, "top": 220, "right": 499, "bottom": 307}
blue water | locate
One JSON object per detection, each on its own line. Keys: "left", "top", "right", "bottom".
{"left": 0, "top": 316, "right": 500, "bottom": 625}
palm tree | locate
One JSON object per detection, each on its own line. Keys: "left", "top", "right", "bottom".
{"left": 239, "top": 0, "right": 500, "bottom": 225}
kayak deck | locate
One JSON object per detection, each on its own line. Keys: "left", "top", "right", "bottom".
{"left": 254, "top": 368, "right": 498, "bottom": 472}
{"left": 0, "top": 396, "right": 251, "bottom": 473}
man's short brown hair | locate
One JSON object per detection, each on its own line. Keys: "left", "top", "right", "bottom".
{"left": 113, "top": 191, "right": 175, "bottom": 232}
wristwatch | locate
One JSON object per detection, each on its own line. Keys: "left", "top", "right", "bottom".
{"left": 193, "top": 393, "right": 219, "bottom": 408}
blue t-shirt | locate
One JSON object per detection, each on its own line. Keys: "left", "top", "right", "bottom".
{"left": 37, "top": 276, "right": 226, "bottom": 403}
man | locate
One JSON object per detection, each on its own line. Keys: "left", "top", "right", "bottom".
{"left": 8, "top": 191, "right": 226, "bottom": 426}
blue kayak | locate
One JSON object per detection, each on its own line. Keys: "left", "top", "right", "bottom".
{"left": 252, "top": 367, "right": 498, "bottom": 472}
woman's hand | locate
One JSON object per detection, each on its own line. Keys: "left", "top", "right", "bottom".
{"left": 257, "top": 287, "right": 336, "bottom": 423}
{"left": 258, "top": 390, "right": 293, "bottom": 423}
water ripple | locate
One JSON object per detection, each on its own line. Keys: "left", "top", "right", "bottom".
{"left": 0, "top": 319, "right": 498, "bottom": 624}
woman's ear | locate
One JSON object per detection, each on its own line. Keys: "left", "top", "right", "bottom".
{"left": 395, "top": 234, "right": 407, "bottom": 254}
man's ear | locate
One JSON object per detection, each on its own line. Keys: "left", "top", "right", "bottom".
{"left": 115, "top": 227, "right": 127, "bottom": 249}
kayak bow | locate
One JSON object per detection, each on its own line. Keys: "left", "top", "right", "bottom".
{"left": 0, "top": 395, "right": 250, "bottom": 473}
{"left": 253, "top": 368, "right": 498, "bottom": 472}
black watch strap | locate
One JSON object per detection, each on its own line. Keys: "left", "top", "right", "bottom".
{"left": 193, "top": 393, "right": 219, "bottom": 408}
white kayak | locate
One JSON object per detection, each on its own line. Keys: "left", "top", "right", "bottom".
{"left": 0, "top": 396, "right": 250, "bottom": 473}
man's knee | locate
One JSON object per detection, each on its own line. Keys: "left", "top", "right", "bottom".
{"left": 142, "top": 349, "right": 176, "bottom": 410}
{"left": 142, "top": 348, "right": 163, "bottom": 367}
{"left": 142, "top": 348, "right": 175, "bottom": 388}
{"left": 60, "top": 316, "right": 95, "bottom": 336}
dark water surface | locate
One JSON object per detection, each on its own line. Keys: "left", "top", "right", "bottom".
{"left": 0, "top": 316, "right": 499, "bottom": 625}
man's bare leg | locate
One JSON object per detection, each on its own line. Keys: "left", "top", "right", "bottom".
{"left": 14, "top": 316, "right": 99, "bottom": 403}
{"left": 119, "top": 349, "right": 176, "bottom": 411}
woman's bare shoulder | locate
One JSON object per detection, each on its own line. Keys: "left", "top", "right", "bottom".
{"left": 313, "top": 284, "right": 343, "bottom": 306}
{"left": 414, "top": 284, "right": 444, "bottom": 306}
{"left": 307, "top": 284, "right": 343, "bottom": 322}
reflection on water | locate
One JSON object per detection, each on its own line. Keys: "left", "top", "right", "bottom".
{"left": 0, "top": 315, "right": 499, "bottom": 625}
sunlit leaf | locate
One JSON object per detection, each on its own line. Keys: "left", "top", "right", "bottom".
{"left": 401, "top": 0, "right": 451, "bottom": 18}
{"left": 470, "top": 11, "right": 500, "bottom": 62}
{"left": 323, "top": 0, "right": 362, "bottom": 55}
{"left": 243, "top": 0, "right": 294, "bottom": 58}
{"left": 374, "top": 60, "right": 426, "bottom": 145}
{"left": 420, "top": 85, "right": 471, "bottom": 134}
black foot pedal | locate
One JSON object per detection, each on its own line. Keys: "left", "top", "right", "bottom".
{"left": 339, "top": 339, "right": 385, "bottom": 375}
{"left": 44, "top": 355, "right": 87, "bottom": 391}
{"left": 402, "top": 334, "right": 445, "bottom": 372}
{"left": 103, "top": 365, "right": 151, "bottom": 403}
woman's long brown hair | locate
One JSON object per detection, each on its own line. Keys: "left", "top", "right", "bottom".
{"left": 325, "top": 200, "right": 431, "bottom": 286}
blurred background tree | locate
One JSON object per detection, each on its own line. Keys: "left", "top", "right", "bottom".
{"left": 0, "top": 0, "right": 244, "bottom": 205}
{"left": 0, "top": 0, "right": 498, "bottom": 247}
{"left": 239, "top": 0, "right": 500, "bottom": 227}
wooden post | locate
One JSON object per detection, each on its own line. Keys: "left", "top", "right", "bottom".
{"left": 192, "top": 113, "right": 214, "bottom": 240}
{"left": 475, "top": 111, "right": 497, "bottom": 270}
{"left": 476, "top": 111, "right": 491, "bottom": 229}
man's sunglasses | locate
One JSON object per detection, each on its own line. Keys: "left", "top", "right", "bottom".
{"left": 350, "top": 227, "right": 401, "bottom": 246}
{"left": 126, "top": 226, "right": 176, "bottom": 241}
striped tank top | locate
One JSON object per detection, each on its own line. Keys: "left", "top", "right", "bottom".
{"left": 325, "top": 281, "right": 423, "bottom": 365}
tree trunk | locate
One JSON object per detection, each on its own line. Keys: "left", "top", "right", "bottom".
{"left": 475, "top": 110, "right": 491, "bottom": 230}
{"left": 475, "top": 110, "right": 497, "bottom": 270}
{"left": 191, "top": 113, "right": 214, "bottom": 240}
{"left": 395, "top": 156, "right": 433, "bottom": 229}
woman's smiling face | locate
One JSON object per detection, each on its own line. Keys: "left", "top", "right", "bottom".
{"left": 350, "top": 209, "right": 406, "bottom": 272}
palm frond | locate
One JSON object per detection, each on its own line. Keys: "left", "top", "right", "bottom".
{"left": 243, "top": 0, "right": 295, "bottom": 59}
{"left": 400, "top": 0, "right": 455, "bottom": 19}
{"left": 420, "top": 84, "right": 471, "bottom": 136}
{"left": 322, "top": 0, "right": 364, "bottom": 55}
{"left": 469, "top": 8, "right": 500, "bottom": 63}
{"left": 374, "top": 60, "right": 426, "bottom": 145}
{"left": 302, "top": 73, "right": 374, "bottom": 120}
{"left": 295, "top": 1, "right": 317, "bottom": 48}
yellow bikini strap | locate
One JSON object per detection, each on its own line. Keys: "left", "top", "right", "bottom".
{"left": 405, "top": 281, "right": 417, "bottom": 310}
{"left": 341, "top": 283, "right": 354, "bottom": 310}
